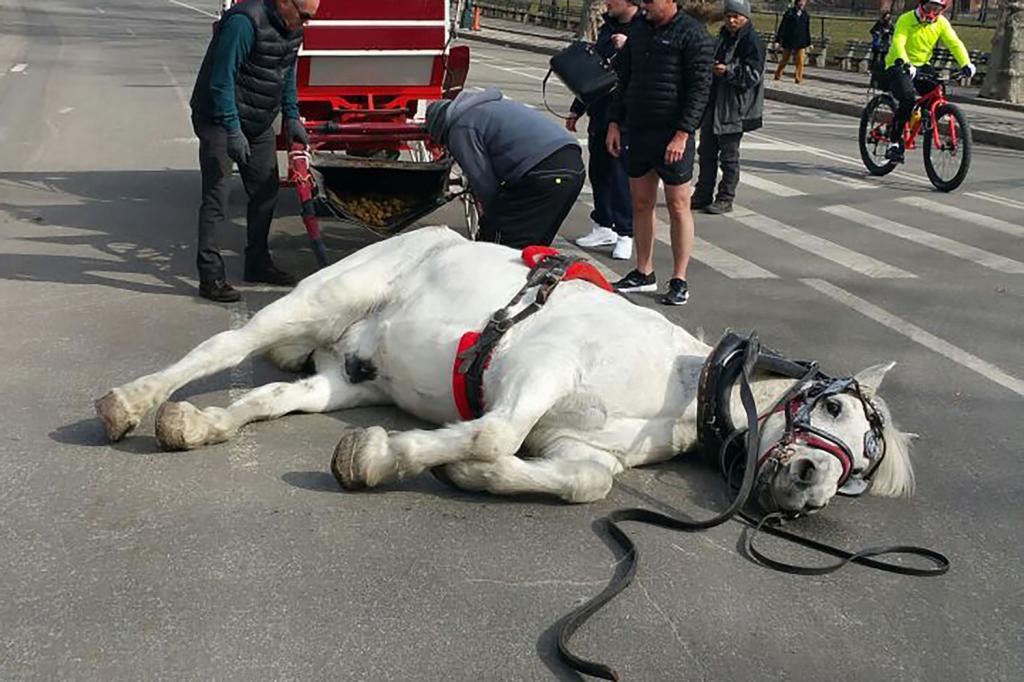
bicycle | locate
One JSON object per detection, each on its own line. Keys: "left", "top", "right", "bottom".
{"left": 858, "top": 66, "right": 972, "bottom": 192}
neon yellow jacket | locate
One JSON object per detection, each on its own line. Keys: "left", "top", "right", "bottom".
{"left": 885, "top": 11, "right": 970, "bottom": 69}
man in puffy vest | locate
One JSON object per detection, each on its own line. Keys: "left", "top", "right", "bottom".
{"left": 189, "top": 0, "right": 318, "bottom": 303}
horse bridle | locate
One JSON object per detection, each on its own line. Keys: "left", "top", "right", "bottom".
{"left": 757, "top": 376, "right": 888, "bottom": 500}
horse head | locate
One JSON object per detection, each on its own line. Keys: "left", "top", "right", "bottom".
{"left": 756, "top": 362, "right": 916, "bottom": 515}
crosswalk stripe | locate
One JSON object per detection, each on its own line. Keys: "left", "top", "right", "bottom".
{"left": 897, "top": 197, "right": 1024, "bottom": 238}
{"left": 822, "top": 205, "right": 1024, "bottom": 275}
{"left": 739, "top": 171, "right": 806, "bottom": 197}
{"left": 575, "top": 197, "right": 777, "bottom": 279}
{"left": 732, "top": 207, "right": 916, "bottom": 278}
{"left": 650, "top": 211, "right": 778, "bottom": 279}
{"left": 803, "top": 278, "right": 1024, "bottom": 398}
{"left": 965, "top": 191, "right": 1024, "bottom": 212}
{"left": 819, "top": 171, "right": 873, "bottom": 190}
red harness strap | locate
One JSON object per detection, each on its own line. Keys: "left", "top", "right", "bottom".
{"left": 451, "top": 247, "right": 612, "bottom": 420}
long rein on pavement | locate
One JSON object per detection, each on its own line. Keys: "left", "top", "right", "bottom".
{"left": 555, "top": 333, "right": 950, "bottom": 682}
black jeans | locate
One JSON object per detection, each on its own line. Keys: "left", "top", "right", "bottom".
{"left": 192, "top": 115, "right": 279, "bottom": 283}
{"left": 588, "top": 127, "right": 632, "bottom": 237}
{"left": 695, "top": 115, "right": 743, "bottom": 204}
{"left": 478, "top": 145, "right": 585, "bottom": 249}
{"left": 884, "top": 64, "right": 918, "bottom": 143}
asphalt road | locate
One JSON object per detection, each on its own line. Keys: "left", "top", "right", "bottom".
{"left": 1, "top": 1, "right": 1022, "bottom": 680}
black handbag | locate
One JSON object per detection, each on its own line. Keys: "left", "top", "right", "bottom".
{"left": 544, "top": 40, "right": 618, "bottom": 116}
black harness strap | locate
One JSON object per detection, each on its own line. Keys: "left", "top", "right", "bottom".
{"left": 457, "top": 253, "right": 582, "bottom": 419}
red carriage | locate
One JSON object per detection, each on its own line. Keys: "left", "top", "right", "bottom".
{"left": 221, "top": 0, "right": 474, "bottom": 265}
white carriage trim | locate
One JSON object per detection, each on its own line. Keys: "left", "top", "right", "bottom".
{"left": 307, "top": 20, "right": 448, "bottom": 27}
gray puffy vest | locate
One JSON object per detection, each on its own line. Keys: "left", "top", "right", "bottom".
{"left": 191, "top": 0, "right": 303, "bottom": 137}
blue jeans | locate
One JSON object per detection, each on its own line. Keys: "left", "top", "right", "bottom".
{"left": 588, "top": 127, "right": 633, "bottom": 237}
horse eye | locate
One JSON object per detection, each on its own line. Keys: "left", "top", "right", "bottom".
{"left": 825, "top": 399, "right": 842, "bottom": 418}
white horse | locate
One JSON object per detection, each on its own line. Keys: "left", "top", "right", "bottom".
{"left": 95, "top": 226, "right": 914, "bottom": 513}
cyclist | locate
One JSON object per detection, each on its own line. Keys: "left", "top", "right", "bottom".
{"left": 882, "top": 0, "right": 975, "bottom": 162}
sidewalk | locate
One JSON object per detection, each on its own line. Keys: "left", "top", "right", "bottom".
{"left": 459, "top": 18, "right": 1024, "bottom": 150}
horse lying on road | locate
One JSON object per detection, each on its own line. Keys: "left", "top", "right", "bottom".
{"left": 95, "top": 226, "right": 914, "bottom": 513}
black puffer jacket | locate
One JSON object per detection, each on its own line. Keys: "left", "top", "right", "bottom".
{"left": 608, "top": 9, "right": 714, "bottom": 134}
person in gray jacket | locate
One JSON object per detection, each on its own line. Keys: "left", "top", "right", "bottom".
{"left": 693, "top": 0, "right": 765, "bottom": 215}
{"left": 425, "top": 87, "right": 584, "bottom": 248}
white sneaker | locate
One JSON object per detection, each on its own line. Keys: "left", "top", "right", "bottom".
{"left": 611, "top": 236, "right": 633, "bottom": 260}
{"left": 576, "top": 224, "right": 618, "bottom": 248}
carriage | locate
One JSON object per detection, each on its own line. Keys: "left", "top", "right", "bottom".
{"left": 220, "top": 0, "right": 476, "bottom": 265}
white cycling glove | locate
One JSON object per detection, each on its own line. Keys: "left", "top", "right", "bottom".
{"left": 907, "top": 64, "right": 917, "bottom": 80}
{"left": 963, "top": 62, "right": 977, "bottom": 79}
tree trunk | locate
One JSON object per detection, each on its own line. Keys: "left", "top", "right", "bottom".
{"left": 575, "top": 0, "right": 604, "bottom": 41}
{"left": 980, "top": 0, "right": 1024, "bottom": 103}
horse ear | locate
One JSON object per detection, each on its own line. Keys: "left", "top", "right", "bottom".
{"left": 855, "top": 362, "right": 896, "bottom": 396}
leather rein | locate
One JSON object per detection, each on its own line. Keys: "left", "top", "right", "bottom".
{"left": 556, "top": 331, "right": 950, "bottom": 681}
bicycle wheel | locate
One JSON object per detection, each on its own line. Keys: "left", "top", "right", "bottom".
{"left": 923, "top": 103, "right": 972, "bottom": 192}
{"left": 859, "top": 94, "right": 898, "bottom": 176}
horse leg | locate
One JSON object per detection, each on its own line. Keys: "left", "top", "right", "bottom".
{"left": 154, "top": 354, "right": 389, "bottom": 451}
{"left": 95, "top": 295, "right": 315, "bottom": 442}
{"left": 440, "top": 440, "right": 622, "bottom": 503}
{"left": 331, "top": 357, "right": 577, "bottom": 490}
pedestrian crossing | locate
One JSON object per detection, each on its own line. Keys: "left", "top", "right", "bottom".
{"left": 571, "top": 178, "right": 1024, "bottom": 282}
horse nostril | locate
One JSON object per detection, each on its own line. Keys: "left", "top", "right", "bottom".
{"left": 791, "top": 459, "right": 817, "bottom": 484}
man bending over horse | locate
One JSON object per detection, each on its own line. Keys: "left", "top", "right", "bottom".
{"left": 426, "top": 88, "right": 585, "bottom": 249}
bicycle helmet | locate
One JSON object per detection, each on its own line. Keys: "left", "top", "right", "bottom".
{"left": 916, "top": 0, "right": 948, "bottom": 23}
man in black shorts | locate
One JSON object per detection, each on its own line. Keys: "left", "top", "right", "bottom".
{"left": 606, "top": 0, "right": 713, "bottom": 305}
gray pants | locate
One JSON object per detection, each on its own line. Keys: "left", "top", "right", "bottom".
{"left": 695, "top": 116, "right": 743, "bottom": 204}
{"left": 192, "top": 116, "right": 278, "bottom": 283}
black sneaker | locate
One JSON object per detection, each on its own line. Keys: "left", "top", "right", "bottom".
{"left": 885, "top": 143, "right": 905, "bottom": 164}
{"left": 659, "top": 278, "right": 689, "bottom": 306}
{"left": 706, "top": 199, "right": 733, "bottom": 215}
{"left": 612, "top": 269, "right": 657, "bottom": 293}
{"left": 199, "top": 279, "right": 241, "bottom": 303}
{"left": 244, "top": 259, "right": 297, "bottom": 287}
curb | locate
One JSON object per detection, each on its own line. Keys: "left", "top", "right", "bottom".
{"left": 462, "top": 31, "right": 560, "bottom": 56}
{"left": 764, "top": 88, "right": 1024, "bottom": 151}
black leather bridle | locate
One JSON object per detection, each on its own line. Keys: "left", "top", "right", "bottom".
{"left": 556, "top": 331, "right": 950, "bottom": 681}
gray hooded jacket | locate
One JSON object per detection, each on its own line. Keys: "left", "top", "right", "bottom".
{"left": 438, "top": 87, "right": 579, "bottom": 208}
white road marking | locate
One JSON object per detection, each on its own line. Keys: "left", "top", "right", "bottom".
{"left": 964, "top": 191, "right": 1024, "bottom": 212}
{"left": 897, "top": 196, "right": 1024, "bottom": 238}
{"left": 10, "top": 63, "right": 27, "bottom": 73}
{"left": 739, "top": 142, "right": 791, "bottom": 151}
{"left": 747, "top": 130, "right": 931, "bottom": 187}
{"left": 732, "top": 207, "right": 915, "bottom": 278}
{"left": 96, "top": 6, "right": 105, "bottom": 13}
{"left": 126, "top": 26, "right": 136, "bottom": 36}
{"left": 58, "top": 107, "right": 73, "bottom": 114}
{"left": 473, "top": 58, "right": 567, "bottom": 89}
{"left": 819, "top": 171, "right": 873, "bottom": 190}
{"left": 803, "top": 278, "right": 1024, "bottom": 398}
{"left": 770, "top": 121, "right": 857, "bottom": 128}
{"left": 161, "top": 63, "right": 191, "bottom": 115}
{"left": 576, "top": 197, "right": 777, "bottom": 279}
{"left": 168, "top": 0, "right": 218, "bottom": 19}
{"left": 654, "top": 217, "right": 777, "bottom": 279}
{"left": 823, "top": 204, "right": 1024, "bottom": 274}
{"left": 739, "top": 171, "right": 806, "bottom": 197}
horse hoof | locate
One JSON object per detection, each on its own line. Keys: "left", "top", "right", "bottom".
{"left": 94, "top": 390, "right": 138, "bottom": 442}
{"left": 331, "top": 426, "right": 391, "bottom": 490}
{"left": 155, "top": 401, "right": 208, "bottom": 451}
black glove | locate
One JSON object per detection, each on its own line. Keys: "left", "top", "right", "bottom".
{"left": 226, "top": 129, "right": 251, "bottom": 166}
{"left": 285, "top": 117, "right": 309, "bottom": 147}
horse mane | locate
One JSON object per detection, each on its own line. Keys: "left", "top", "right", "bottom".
{"left": 867, "top": 394, "right": 916, "bottom": 497}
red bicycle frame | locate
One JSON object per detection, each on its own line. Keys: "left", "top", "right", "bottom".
{"left": 904, "top": 82, "right": 957, "bottom": 151}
